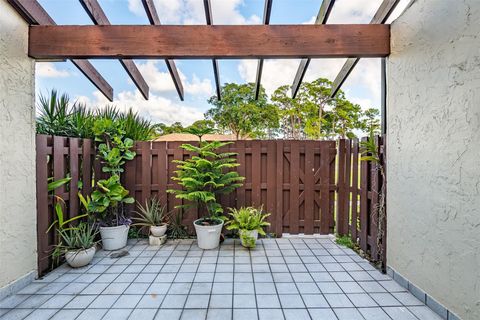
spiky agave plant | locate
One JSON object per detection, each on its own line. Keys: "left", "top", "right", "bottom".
{"left": 36, "top": 89, "right": 73, "bottom": 136}
{"left": 118, "top": 108, "right": 156, "bottom": 141}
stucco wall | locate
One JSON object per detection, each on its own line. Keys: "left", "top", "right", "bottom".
{"left": 0, "top": 0, "right": 37, "bottom": 290}
{"left": 387, "top": 0, "right": 480, "bottom": 319}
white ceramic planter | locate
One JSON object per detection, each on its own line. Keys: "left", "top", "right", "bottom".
{"left": 194, "top": 219, "right": 224, "bottom": 250}
{"left": 239, "top": 229, "right": 259, "bottom": 248}
{"left": 150, "top": 224, "right": 167, "bottom": 237}
{"left": 65, "top": 246, "right": 96, "bottom": 268}
{"left": 100, "top": 225, "right": 130, "bottom": 251}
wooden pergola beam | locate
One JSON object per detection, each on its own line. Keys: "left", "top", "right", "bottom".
{"left": 330, "top": 0, "right": 400, "bottom": 98}
{"left": 204, "top": 0, "right": 221, "bottom": 100}
{"left": 254, "top": 0, "right": 273, "bottom": 100}
{"left": 291, "top": 0, "right": 335, "bottom": 98}
{"left": 80, "top": 0, "right": 149, "bottom": 100}
{"left": 28, "top": 25, "right": 390, "bottom": 59}
{"left": 141, "top": 0, "right": 184, "bottom": 101}
{"left": 7, "top": 0, "right": 113, "bottom": 101}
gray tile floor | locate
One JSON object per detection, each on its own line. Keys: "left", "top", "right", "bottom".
{"left": 0, "top": 237, "right": 442, "bottom": 320}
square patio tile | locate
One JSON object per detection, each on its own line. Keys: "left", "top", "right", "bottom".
{"left": 370, "top": 293, "right": 402, "bottom": 306}
{"left": 209, "top": 294, "right": 233, "bottom": 308}
{"left": 301, "top": 294, "right": 329, "bottom": 308}
{"left": 207, "top": 308, "right": 232, "bottom": 320}
{"left": 128, "top": 308, "right": 157, "bottom": 320}
{"left": 256, "top": 295, "right": 280, "bottom": 308}
{"left": 63, "top": 295, "right": 96, "bottom": 309}
{"left": 333, "top": 308, "right": 364, "bottom": 320}
{"left": 258, "top": 308, "right": 284, "bottom": 320}
{"left": 308, "top": 308, "right": 337, "bottom": 320}
{"left": 137, "top": 294, "right": 165, "bottom": 308}
{"left": 233, "top": 308, "right": 258, "bottom": 320}
{"left": 23, "top": 309, "right": 58, "bottom": 320}
{"left": 154, "top": 308, "right": 182, "bottom": 319}
{"left": 346, "top": 293, "right": 378, "bottom": 307}
{"left": 181, "top": 309, "right": 207, "bottom": 320}
{"left": 185, "top": 294, "right": 210, "bottom": 308}
{"left": 233, "top": 294, "right": 256, "bottom": 308}
{"left": 324, "top": 294, "right": 354, "bottom": 308}
{"left": 161, "top": 294, "right": 188, "bottom": 308}
{"left": 278, "top": 294, "right": 305, "bottom": 308}
{"left": 112, "top": 294, "right": 142, "bottom": 308}
{"left": 89, "top": 294, "right": 120, "bottom": 308}
{"left": 358, "top": 307, "right": 391, "bottom": 320}
{"left": 234, "top": 282, "right": 255, "bottom": 294}
{"left": 102, "top": 308, "right": 133, "bottom": 320}
{"left": 383, "top": 306, "right": 418, "bottom": 320}
{"left": 76, "top": 309, "right": 108, "bottom": 320}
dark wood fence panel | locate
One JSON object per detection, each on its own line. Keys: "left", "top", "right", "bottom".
{"left": 35, "top": 135, "right": 97, "bottom": 275}
{"left": 124, "top": 140, "right": 336, "bottom": 236}
{"left": 36, "top": 135, "right": 386, "bottom": 273}
{"left": 336, "top": 136, "right": 386, "bottom": 268}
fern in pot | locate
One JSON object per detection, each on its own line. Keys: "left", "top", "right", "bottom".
{"left": 132, "top": 197, "right": 168, "bottom": 237}
{"left": 55, "top": 223, "right": 99, "bottom": 268}
{"left": 225, "top": 206, "right": 270, "bottom": 248}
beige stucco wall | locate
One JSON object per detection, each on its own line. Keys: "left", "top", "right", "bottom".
{"left": 0, "top": 0, "right": 37, "bottom": 290}
{"left": 387, "top": 0, "right": 480, "bottom": 319}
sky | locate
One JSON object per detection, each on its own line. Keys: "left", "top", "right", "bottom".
{"left": 35, "top": 0, "right": 411, "bottom": 126}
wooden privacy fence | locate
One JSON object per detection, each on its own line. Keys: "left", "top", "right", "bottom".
{"left": 125, "top": 140, "right": 337, "bottom": 236}
{"left": 336, "top": 136, "right": 386, "bottom": 268}
{"left": 36, "top": 134, "right": 386, "bottom": 274}
{"left": 36, "top": 135, "right": 98, "bottom": 274}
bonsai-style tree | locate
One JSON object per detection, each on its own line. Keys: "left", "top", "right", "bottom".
{"left": 168, "top": 128, "right": 244, "bottom": 225}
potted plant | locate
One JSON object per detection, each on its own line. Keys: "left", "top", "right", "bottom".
{"left": 225, "top": 206, "right": 270, "bottom": 248}
{"left": 169, "top": 128, "right": 244, "bottom": 249}
{"left": 55, "top": 223, "right": 99, "bottom": 268}
{"left": 132, "top": 197, "right": 168, "bottom": 237}
{"left": 89, "top": 119, "right": 135, "bottom": 251}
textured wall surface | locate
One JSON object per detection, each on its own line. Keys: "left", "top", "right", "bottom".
{"left": 387, "top": 0, "right": 480, "bottom": 319}
{"left": 0, "top": 0, "right": 37, "bottom": 289}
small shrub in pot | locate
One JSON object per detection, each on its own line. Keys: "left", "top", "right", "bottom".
{"left": 225, "top": 206, "right": 270, "bottom": 248}
{"left": 132, "top": 197, "right": 168, "bottom": 237}
{"left": 55, "top": 223, "right": 99, "bottom": 268}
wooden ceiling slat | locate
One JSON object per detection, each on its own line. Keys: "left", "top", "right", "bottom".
{"left": 141, "top": 0, "right": 184, "bottom": 101}
{"left": 204, "top": 0, "right": 221, "bottom": 100}
{"left": 254, "top": 0, "right": 273, "bottom": 100}
{"left": 291, "top": 0, "right": 335, "bottom": 98}
{"left": 7, "top": 0, "right": 114, "bottom": 101}
{"left": 80, "top": 0, "right": 149, "bottom": 100}
{"left": 329, "top": 0, "right": 400, "bottom": 98}
{"left": 29, "top": 25, "right": 390, "bottom": 59}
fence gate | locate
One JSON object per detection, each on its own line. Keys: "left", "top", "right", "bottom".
{"left": 124, "top": 140, "right": 337, "bottom": 236}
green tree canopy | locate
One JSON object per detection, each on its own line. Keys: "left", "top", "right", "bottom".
{"left": 206, "top": 83, "right": 279, "bottom": 139}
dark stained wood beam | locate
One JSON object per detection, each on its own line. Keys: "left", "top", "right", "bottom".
{"left": 291, "top": 0, "right": 335, "bottom": 98}
{"left": 254, "top": 0, "right": 273, "bottom": 100}
{"left": 29, "top": 25, "right": 390, "bottom": 59}
{"left": 204, "top": 0, "right": 221, "bottom": 100}
{"left": 330, "top": 0, "right": 400, "bottom": 98}
{"left": 80, "top": 0, "right": 149, "bottom": 99}
{"left": 141, "top": 0, "right": 184, "bottom": 101}
{"left": 7, "top": 0, "right": 113, "bottom": 101}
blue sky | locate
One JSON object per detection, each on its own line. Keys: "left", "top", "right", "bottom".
{"left": 36, "top": 0, "right": 409, "bottom": 125}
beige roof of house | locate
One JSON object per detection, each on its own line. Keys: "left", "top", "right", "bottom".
{"left": 154, "top": 133, "right": 247, "bottom": 141}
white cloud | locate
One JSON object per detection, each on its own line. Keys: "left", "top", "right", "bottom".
{"left": 128, "top": 0, "right": 260, "bottom": 25}
{"left": 136, "top": 60, "right": 213, "bottom": 96}
{"left": 76, "top": 89, "right": 203, "bottom": 126}
{"left": 36, "top": 62, "right": 71, "bottom": 78}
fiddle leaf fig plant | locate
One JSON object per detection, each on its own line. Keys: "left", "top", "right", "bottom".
{"left": 89, "top": 118, "right": 136, "bottom": 226}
